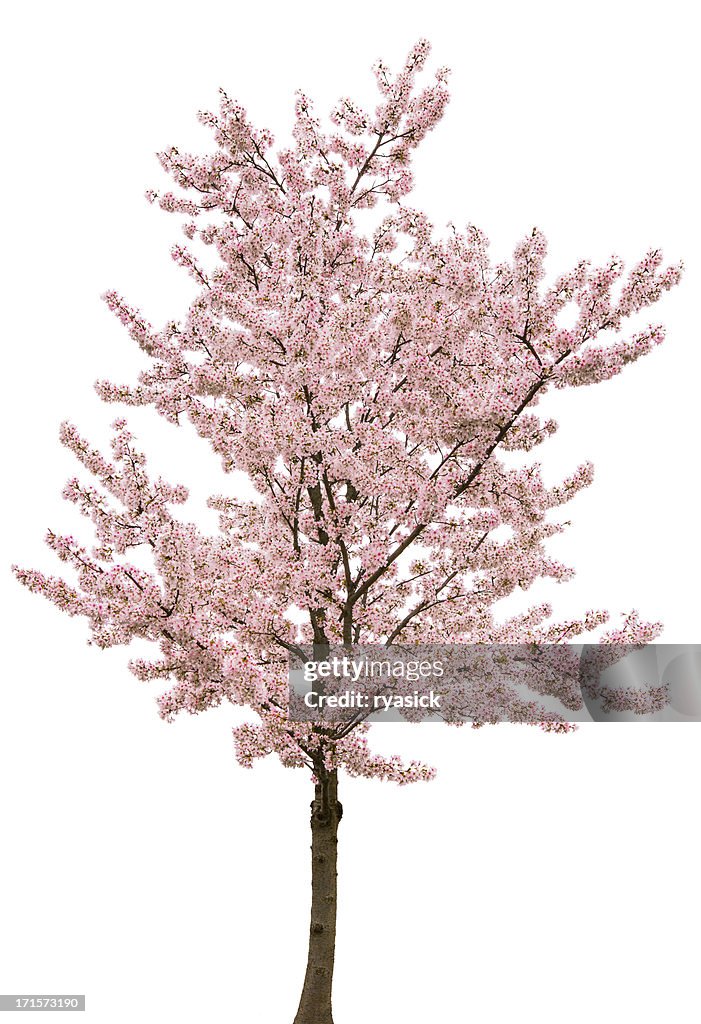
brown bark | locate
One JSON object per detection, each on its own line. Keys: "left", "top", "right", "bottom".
{"left": 293, "top": 769, "right": 342, "bottom": 1024}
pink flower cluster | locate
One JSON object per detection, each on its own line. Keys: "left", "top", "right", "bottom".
{"left": 14, "top": 41, "right": 682, "bottom": 781}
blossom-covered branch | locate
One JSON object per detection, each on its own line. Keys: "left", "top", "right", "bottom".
{"left": 16, "top": 40, "right": 682, "bottom": 782}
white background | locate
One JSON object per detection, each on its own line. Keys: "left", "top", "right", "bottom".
{"left": 1, "top": 2, "right": 699, "bottom": 1022}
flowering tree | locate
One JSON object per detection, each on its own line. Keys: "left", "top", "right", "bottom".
{"left": 14, "top": 41, "right": 681, "bottom": 1024}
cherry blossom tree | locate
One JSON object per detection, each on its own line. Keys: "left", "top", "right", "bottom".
{"left": 14, "top": 41, "right": 681, "bottom": 1024}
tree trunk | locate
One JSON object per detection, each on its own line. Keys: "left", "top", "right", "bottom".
{"left": 293, "top": 769, "right": 342, "bottom": 1024}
